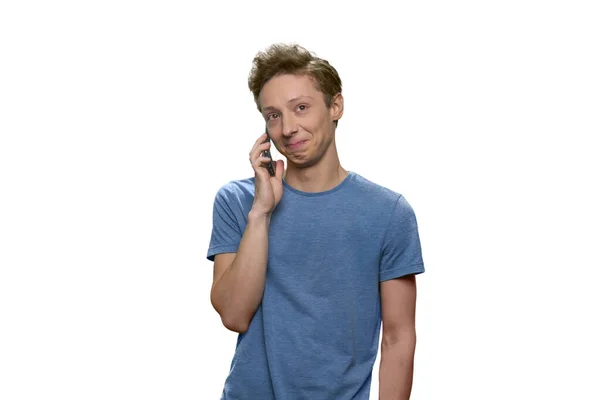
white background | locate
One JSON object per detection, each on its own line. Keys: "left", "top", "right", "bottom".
{"left": 1, "top": 0, "right": 599, "bottom": 399}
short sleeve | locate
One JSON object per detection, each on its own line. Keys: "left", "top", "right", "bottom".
{"left": 379, "top": 195, "right": 425, "bottom": 281}
{"left": 206, "top": 185, "right": 244, "bottom": 262}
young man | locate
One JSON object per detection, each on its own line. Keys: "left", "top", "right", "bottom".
{"left": 207, "top": 43, "right": 425, "bottom": 400}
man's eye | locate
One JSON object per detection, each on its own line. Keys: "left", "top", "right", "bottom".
{"left": 297, "top": 104, "right": 307, "bottom": 111}
{"left": 267, "top": 113, "right": 279, "bottom": 121}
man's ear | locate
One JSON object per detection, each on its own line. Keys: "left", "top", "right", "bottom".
{"left": 330, "top": 93, "right": 344, "bottom": 122}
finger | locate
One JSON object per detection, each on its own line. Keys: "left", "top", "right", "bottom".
{"left": 256, "top": 155, "right": 271, "bottom": 162}
{"left": 251, "top": 156, "right": 268, "bottom": 177}
{"left": 256, "top": 132, "right": 268, "bottom": 144}
{"left": 255, "top": 155, "right": 273, "bottom": 168}
{"left": 253, "top": 163, "right": 272, "bottom": 182}
{"left": 250, "top": 141, "right": 271, "bottom": 161}
{"left": 251, "top": 155, "right": 272, "bottom": 171}
{"left": 250, "top": 140, "right": 270, "bottom": 156}
{"left": 249, "top": 133, "right": 269, "bottom": 155}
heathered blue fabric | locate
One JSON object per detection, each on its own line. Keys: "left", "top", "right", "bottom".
{"left": 207, "top": 171, "right": 425, "bottom": 400}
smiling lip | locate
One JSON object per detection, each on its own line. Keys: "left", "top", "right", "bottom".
{"left": 286, "top": 140, "right": 307, "bottom": 149}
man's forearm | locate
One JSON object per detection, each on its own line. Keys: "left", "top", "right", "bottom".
{"left": 211, "top": 210, "right": 271, "bottom": 331}
{"left": 379, "top": 332, "right": 416, "bottom": 400}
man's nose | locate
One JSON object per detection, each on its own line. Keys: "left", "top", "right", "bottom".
{"left": 281, "top": 114, "right": 298, "bottom": 136}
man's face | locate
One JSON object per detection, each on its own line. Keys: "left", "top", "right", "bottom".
{"left": 259, "top": 74, "right": 343, "bottom": 168}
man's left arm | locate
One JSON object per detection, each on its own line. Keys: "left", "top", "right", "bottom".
{"left": 379, "top": 274, "right": 418, "bottom": 400}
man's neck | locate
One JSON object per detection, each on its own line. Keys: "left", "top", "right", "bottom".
{"left": 283, "top": 159, "right": 348, "bottom": 193}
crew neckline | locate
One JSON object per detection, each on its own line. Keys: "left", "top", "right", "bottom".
{"left": 282, "top": 171, "right": 356, "bottom": 197}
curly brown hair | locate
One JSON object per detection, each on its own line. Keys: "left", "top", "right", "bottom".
{"left": 248, "top": 43, "right": 342, "bottom": 119}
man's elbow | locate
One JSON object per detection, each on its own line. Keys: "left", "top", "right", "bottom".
{"left": 212, "top": 303, "right": 250, "bottom": 333}
{"left": 221, "top": 315, "right": 249, "bottom": 333}
{"left": 210, "top": 292, "right": 252, "bottom": 333}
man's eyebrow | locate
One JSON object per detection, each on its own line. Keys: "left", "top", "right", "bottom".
{"left": 262, "top": 96, "right": 315, "bottom": 113}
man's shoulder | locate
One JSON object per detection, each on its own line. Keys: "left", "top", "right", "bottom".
{"left": 349, "top": 171, "right": 404, "bottom": 205}
{"left": 212, "top": 176, "right": 255, "bottom": 204}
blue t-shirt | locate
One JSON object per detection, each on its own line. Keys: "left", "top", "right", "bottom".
{"left": 207, "top": 171, "right": 425, "bottom": 400}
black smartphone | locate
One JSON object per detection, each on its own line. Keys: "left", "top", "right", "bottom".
{"left": 262, "top": 125, "right": 276, "bottom": 177}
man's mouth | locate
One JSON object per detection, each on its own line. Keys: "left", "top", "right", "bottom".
{"left": 286, "top": 140, "right": 307, "bottom": 149}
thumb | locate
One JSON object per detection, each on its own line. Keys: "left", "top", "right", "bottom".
{"left": 275, "top": 160, "right": 285, "bottom": 180}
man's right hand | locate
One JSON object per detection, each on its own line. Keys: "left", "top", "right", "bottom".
{"left": 249, "top": 132, "right": 284, "bottom": 216}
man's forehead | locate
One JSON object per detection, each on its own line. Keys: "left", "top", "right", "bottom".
{"left": 262, "top": 74, "right": 318, "bottom": 95}
{"left": 259, "top": 75, "right": 322, "bottom": 108}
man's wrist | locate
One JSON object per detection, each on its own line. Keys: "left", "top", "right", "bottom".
{"left": 248, "top": 208, "right": 272, "bottom": 223}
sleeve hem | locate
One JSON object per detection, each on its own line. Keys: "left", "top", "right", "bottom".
{"left": 206, "top": 244, "right": 240, "bottom": 262}
{"left": 379, "top": 263, "right": 425, "bottom": 282}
